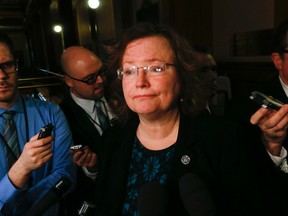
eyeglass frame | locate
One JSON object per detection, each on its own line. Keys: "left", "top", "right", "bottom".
{"left": 64, "top": 65, "right": 107, "bottom": 85}
{"left": 0, "top": 61, "right": 18, "bottom": 75}
{"left": 117, "top": 62, "right": 177, "bottom": 80}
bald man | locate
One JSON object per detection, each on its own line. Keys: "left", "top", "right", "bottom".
{"left": 59, "top": 46, "right": 115, "bottom": 215}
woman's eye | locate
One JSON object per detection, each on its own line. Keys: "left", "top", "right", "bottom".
{"left": 150, "top": 66, "right": 162, "bottom": 72}
{"left": 124, "top": 70, "right": 133, "bottom": 76}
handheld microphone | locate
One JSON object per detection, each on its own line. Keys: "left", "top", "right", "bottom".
{"left": 39, "top": 68, "right": 64, "bottom": 78}
{"left": 179, "top": 173, "right": 216, "bottom": 216}
{"left": 25, "top": 176, "right": 71, "bottom": 216}
{"left": 77, "top": 200, "right": 96, "bottom": 216}
{"left": 137, "top": 182, "right": 169, "bottom": 216}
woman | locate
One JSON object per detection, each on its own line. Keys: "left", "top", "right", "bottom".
{"left": 96, "top": 23, "right": 257, "bottom": 216}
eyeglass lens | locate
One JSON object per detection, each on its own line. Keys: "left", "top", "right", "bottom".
{"left": 0, "top": 61, "right": 17, "bottom": 74}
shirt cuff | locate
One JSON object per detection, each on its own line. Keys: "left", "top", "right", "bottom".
{"left": 0, "top": 175, "right": 23, "bottom": 205}
{"left": 267, "top": 147, "right": 288, "bottom": 173}
{"left": 267, "top": 147, "right": 287, "bottom": 166}
{"left": 81, "top": 166, "right": 98, "bottom": 180}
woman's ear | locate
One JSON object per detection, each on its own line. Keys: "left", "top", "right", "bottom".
{"left": 271, "top": 52, "right": 283, "bottom": 70}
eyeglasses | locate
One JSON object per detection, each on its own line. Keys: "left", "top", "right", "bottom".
{"left": 0, "top": 61, "right": 18, "bottom": 75}
{"left": 117, "top": 63, "right": 177, "bottom": 80}
{"left": 65, "top": 65, "right": 107, "bottom": 85}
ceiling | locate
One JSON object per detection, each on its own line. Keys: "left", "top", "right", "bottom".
{"left": 0, "top": 0, "right": 54, "bottom": 30}
{"left": 0, "top": 0, "right": 27, "bottom": 30}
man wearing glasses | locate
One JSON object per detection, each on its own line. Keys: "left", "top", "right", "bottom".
{"left": 0, "top": 32, "right": 76, "bottom": 215}
{"left": 226, "top": 19, "right": 288, "bottom": 215}
{"left": 248, "top": 18, "right": 288, "bottom": 215}
{"left": 59, "top": 46, "right": 115, "bottom": 215}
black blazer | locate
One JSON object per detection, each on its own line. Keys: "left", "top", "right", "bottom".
{"left": 59, "top": 94, "right": 103, "bottom": 215}
{"left": 95, "top": 113, "right": 269, "bottom": 216}
{"left": 260, "top": 75, "right": 288, "bottom": 104}
{"left": 225, "top": 75, "right": 288, "bottom": 215}
{"left": 60, "top": 93, "right": 103, "bottom": 153}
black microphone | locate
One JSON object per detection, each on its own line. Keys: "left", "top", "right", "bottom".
{"left": 77, "top": 200, "right": 96, "bottom": 216}
{"left": 137, "top": 182, "right": 169, "bottom": 216}
{"left": 179, "top": 173, "right": 216, "bottom": 216}
{"left": 25, "top": 176, "right": 71, "bottom": 216}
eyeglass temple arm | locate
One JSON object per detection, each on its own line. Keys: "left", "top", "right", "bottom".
{"left": 39, "top": 68, "right": 64, "bottom": 78}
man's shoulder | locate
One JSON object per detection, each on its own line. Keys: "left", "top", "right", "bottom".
{"left": 22, "top": 95, "right": 61, "bottom": 112}
{"left": 59, "top": 93, "right": 74, "bottom": 106}
{"left": 259, "top": 76, "right": 288, "bottom": 102}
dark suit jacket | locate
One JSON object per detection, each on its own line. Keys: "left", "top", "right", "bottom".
{"left": 260, "top": 75, "right": 288, "bottom": 104}
{"left": 225, "top": 75, "right": 288, "bottom": 215}
{"left": 59, "top": 93, "right": 103, "bottom": 215}
{"left": 95, "top": 113, "right": 273, "bottom": 216}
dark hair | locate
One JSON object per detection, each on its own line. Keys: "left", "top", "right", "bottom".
{"left": 272, "top": 19, "right": 288, "bottom": 54}
{"left": 0, "top": 32, "right": 15, "bottom": 56}
{"left": 106, "top": 22, "right": 205, "bottom": 124}
{"left": 191, "top": 44, "right": 212, "bottom": 55}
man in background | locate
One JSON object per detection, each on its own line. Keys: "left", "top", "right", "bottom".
{"left": 0, "top": 32, "right": 76, "bottom": 216}
{"left": 192, "top": 44, "right": 219, "bottom": 115}
{"left": 225, "top": 19, "right": 288, "bottom": 215}
{"left": 60, "top": 46, "right": 115, "bottom": 215}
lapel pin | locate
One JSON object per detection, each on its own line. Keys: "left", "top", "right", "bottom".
{"left": 181, "top": 155, "right": 190, "bottom": 165}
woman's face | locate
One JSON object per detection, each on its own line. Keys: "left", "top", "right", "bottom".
{"left": 121, "top": 36, "right": 181, "bottom": 117}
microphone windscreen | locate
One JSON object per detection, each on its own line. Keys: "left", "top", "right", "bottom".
{"left": 179, "top": 173, "right": 216, "bottom": 216}
{"left": 137, "top": 182, "right": 169, "bottom": 216}
{"left": 25, "top": 176, "right": 71, "bottom": 216}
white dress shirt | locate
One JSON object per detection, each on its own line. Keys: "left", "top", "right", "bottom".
{"left": 70, "top": 92, "right": 115, "bottom": 179}
{"left": 71, "top": 92, "right": 114, "bottom": 135}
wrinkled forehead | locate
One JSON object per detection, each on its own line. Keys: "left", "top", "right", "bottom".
{"left": 123, "top": 36, "right": 175, "bottom": 63}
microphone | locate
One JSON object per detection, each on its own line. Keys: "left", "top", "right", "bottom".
{"left": 39, "top": 68, "right": 64, "bottom": 78}
{"left": 179, "top": 173, "right": 216, "bottom": 216}
{"left": 25, "top": 176, "right": 71, "bottom": 216}
{"left": 137, "top": 182, "right": 169, "bottom": 216}
{"left": 77, "top": 200, "right": 96, "bottom": 216}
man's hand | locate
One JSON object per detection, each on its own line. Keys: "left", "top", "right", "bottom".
{"left": 250, "top": 105, "right": 288, "bottom": 156}
{"left": 8, "top": 133, "right": 53, "bottom": 188}
{"left": 71, "top": 146, "right": 97, "bottom": 168}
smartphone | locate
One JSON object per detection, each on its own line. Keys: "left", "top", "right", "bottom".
{"left": 38, "top": 123, "right": 54, "bottom": 139}
{"left": 70, "top": 144, "right": 83, "bottom": 151}
{"left": 249, "top": 91, "right": 284, "bottom": 110}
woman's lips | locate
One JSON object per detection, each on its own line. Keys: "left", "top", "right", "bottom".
{"left": 133, "top": 94, "right": 155, "bottom": 99}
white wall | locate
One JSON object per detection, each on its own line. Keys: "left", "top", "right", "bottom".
{"left": 213, "top": 0, "right": 274, "bottom": 61}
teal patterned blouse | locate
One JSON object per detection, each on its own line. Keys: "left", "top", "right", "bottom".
{"left": 122, "top": 137, "right": 176, "bottom": 216}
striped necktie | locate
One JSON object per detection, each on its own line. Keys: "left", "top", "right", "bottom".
{"left": 2, "top": 111, "right": 20, "bottom": 168}
{"left": 94, "top": 100, "right": 110, "bottom": 131}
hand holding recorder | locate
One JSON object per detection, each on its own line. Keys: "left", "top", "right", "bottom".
{"left": 19, "top": 123, "right": 54, "bottom": 169}
{"left": 250, "top": 91, "right": 288, "bottom": 156}
{"left": 8, "top": 124, "right": 54, "bottom": 189}
{"left": 70, "top": 145, "right": 97, "bottom": 168}
{"left": 249, "top": 91, "right": 284, "bottom": 110}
